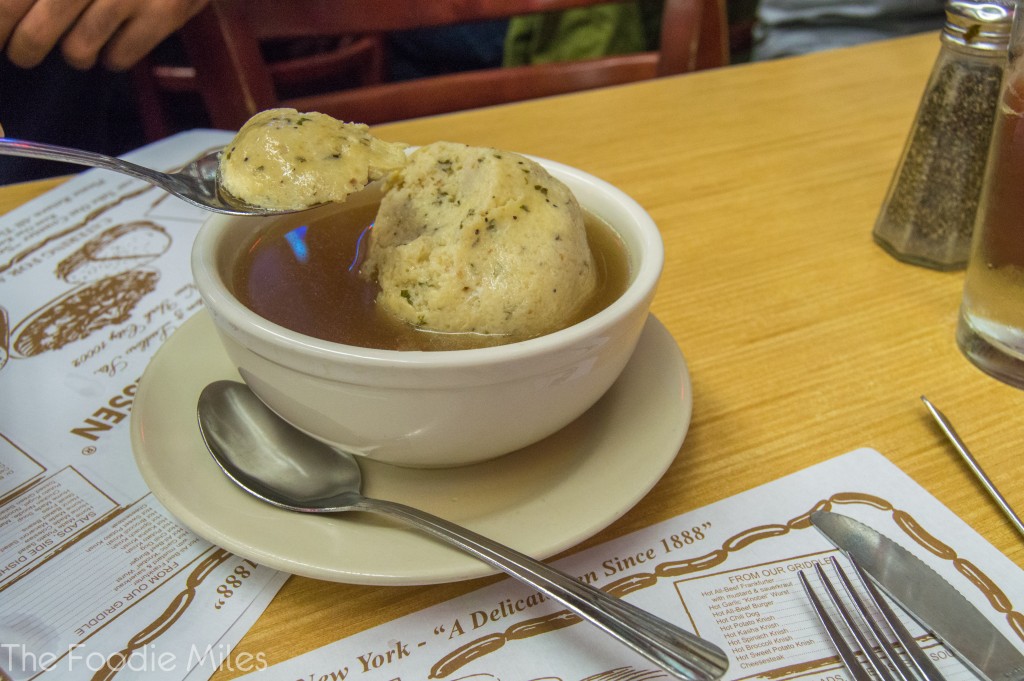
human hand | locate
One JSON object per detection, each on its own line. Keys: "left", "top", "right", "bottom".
{"left": 1, "top": 0, "right": 210, "bottom": 71}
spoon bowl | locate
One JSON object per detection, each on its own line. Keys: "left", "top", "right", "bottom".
{"left": 197, "top": 380, "right": 728, "bottom": 681}
{"left": 0, "top": 137, "right": 312, "bottom": 216}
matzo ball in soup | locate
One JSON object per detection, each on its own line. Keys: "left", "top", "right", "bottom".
{"left": 362, "top": 142, "right": 601, "bottom": 340}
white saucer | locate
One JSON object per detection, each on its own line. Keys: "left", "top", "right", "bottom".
{"left": 131, "top": 311, "right": 692, "bottom": 585}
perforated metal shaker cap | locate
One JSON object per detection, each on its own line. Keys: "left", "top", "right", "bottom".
{"left": 942, "top": 1, "right": 1015, "bottom": 52}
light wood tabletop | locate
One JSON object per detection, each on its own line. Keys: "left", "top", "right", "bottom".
{"left": 2, "top": 31, "right": 1022, "bottom": 678}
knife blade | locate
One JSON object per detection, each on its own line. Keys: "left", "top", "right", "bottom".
{"left": 810, "top": 510, "right": 1024, "bottom": 681}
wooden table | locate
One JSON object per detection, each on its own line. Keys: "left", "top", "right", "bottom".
{"left": 2, "top": 31, "right": 1022, "bottom": 678}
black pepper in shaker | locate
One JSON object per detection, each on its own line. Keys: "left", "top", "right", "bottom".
{"left": 873, "top": 1, "right": 1014, "bottom": 270}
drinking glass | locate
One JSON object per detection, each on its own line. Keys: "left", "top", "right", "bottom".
{"left": 956, "top": 0, "right": 1024, "bottom": 388}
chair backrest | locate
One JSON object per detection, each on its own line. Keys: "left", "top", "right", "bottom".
{"left": 168, "top": 0, "right": 729, "bottom": 130}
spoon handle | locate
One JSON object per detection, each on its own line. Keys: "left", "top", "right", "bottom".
{"left": 0, "top": 138, "right": 168, "bottom": 188}
{"left": 355, "top": 496, "right": 728, "bottom": 681}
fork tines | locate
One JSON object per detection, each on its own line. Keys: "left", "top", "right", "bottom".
{"left": 798, "top": 555, "right": 944, "bottom": 681}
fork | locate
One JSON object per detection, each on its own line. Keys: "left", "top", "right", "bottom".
{"left": 798, "top": 556, "right": 944, "bottom": 681}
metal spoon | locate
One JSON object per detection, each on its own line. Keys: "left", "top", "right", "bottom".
{"left": 0, "top": 137, "right": 304, "bottom": 216}
{"left": 197, "top": 380, "right": 729, "bottom": 681}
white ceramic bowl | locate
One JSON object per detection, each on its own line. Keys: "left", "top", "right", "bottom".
{"left": 191, "top": 157, "right": 663, "bottom": 467}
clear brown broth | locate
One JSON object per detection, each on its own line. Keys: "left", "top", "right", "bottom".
{"left": 232, "top": 200, "right": 630, "bottom": 351}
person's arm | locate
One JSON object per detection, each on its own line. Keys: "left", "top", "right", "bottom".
{"left": 0, "top": 0, "right": 209, "bottom": 71}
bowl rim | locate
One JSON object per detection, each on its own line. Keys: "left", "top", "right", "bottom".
{"left": 192, "top": 155, "right": 664, "bottom": 370}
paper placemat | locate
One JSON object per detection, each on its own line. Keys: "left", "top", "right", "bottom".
{"left": 0, "top": 130, "right": 286, "bottom": 681}
{"left": 237, "top": 448, "right": 1023, "bottom": 680}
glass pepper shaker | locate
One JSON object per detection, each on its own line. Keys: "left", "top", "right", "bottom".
{"left": 872, "top": 1, "right": 1014, "bottom": 270}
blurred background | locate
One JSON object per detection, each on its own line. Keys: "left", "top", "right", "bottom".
{"left": 1, "top": 0, "right": 945, "bottom": 184}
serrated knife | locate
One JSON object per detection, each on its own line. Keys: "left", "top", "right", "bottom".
{"left": 810, "top": 510, "right": 1024, "bottom": 681}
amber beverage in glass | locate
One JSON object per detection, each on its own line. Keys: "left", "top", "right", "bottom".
{"left": 956, "top": 11, "right": 1024, "bottom": 388}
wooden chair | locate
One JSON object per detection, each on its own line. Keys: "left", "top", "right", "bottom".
{"left": 145, "top": 0, "right": 728, "bottom": 132}
{"left": 131, "top": 32, "right": 386, "bottom": 140}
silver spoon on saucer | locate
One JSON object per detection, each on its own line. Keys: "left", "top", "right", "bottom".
{"left": 197, "top": 380, "right": 729, "bottom": 681}
{"left": 0, "top": 137, "right": 305, "bottom": 216}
